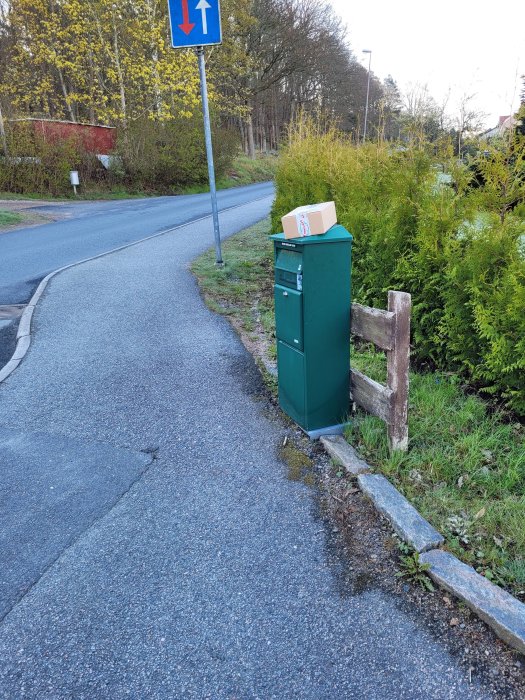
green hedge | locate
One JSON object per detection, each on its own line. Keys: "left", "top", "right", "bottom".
{"left": 271, "top": 122, "right": 525, "bottom": 414}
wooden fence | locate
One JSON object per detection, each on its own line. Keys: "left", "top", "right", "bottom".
{"left": 350, "top": 291, "right": 411, "bottom": 452}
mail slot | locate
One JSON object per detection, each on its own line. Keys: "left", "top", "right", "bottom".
{"left": 275, "top": 249, "right": 303, "bottom": 290}
{"left": 271, "top": 226, "right": 353, "bottom": 437}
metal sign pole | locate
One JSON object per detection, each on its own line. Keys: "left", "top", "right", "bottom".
{"left": 196, "top": 46, "right": 222, "bottom": 265}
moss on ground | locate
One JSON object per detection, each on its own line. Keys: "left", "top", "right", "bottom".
{"left": 279, "top": 443, "right": 315, "bottom": 486}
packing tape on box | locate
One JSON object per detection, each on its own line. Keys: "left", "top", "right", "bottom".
{"left": 296, "top": 212, "right": 311, "bottom": 237}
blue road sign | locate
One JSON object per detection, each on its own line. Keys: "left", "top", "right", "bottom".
{"left": 168, "top": 0, "right": 222, "bottom": 49}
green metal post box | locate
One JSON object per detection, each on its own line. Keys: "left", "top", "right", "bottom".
{"left": 270, "top": 225, "right": 352, "bottom": 438}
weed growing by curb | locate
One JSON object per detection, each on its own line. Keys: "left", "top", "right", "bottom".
{"left": 396, "top": 551, "right": 435, "bottom": 592}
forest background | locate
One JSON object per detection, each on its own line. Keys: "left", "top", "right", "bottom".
{"left": 0, "top": 0, "right": 468, "bottom": 195}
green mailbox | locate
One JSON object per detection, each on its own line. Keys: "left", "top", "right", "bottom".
{"left": 271, "top": 225, "right": 353, "bottom": 438}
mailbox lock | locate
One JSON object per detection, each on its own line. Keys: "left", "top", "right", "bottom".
{"left": 283, "top": 291, "right": 288, "bottom": 297}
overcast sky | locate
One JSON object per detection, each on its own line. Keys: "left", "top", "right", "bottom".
{"left": 329, "top": 0, "right": 525, "bottom": 129}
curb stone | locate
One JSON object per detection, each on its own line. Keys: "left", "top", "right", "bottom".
{"left": 357, "top": 473, "right": 444, "bottom": 553}
{"left": 0, "top": 359, "right": 20, "bottom": 384}
{"left": 320, "top": 435, "right": 370, "bottom": 475}
{"left": 319, "top": 435, "right": 525, "bottom": 655}
{"left": 421, "top": 549, "right": 525, "bottom": 655}
{"left": 11, "top": 335, "right": 30, "bottom": 361}
{"left": 16, "top": 305, "right": 34, "bottom": 339}
{"left": 0, "top": 194, "right": 273, "bottom": 386}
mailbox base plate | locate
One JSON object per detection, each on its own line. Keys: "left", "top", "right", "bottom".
{"left": 304, "top": 422, "right": 349, "bottom": 440}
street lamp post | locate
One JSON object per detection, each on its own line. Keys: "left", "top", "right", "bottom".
{"left": 362, "top": 49, "right": 372, "bottom": 143}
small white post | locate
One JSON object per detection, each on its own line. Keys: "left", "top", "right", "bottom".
{"left": 70, "top": 170, "right": 79, "bottom": 196}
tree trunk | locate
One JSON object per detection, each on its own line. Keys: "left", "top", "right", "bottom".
{"left": 57, "top": 67, "right": 76, "bottom": 122}
{"left": 246, "top": 113, "right": 256, "bottom": 159}
{"left": 112, "top": 16, "right": 127, "bottom": 126}
{"left": 261, "top": 125, "right": 267, "bottom": 153}
{"left": 0, "top": 102, "right": 8, "bottom": 157}
{"left": 144, "top": 0, "right": 162, "bottom": 118}
{"left": 88, "top": 49, "right": 96, "bottom": 123}
{"left": 239, "top": 118, "right": 246, "bottom": 154}
{"left": 152, "top": 47, "right": 162, "bottom": 118}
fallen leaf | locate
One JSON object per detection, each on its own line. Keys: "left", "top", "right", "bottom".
{"left": 474, "top": 507, "right": 486, "bottom": 521}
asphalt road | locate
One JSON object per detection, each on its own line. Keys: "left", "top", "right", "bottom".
{"left": 0, "top": 198, "right": 496, "bottom": 699}
{"left": 0, "top": 182, "right": 274, "bottom": 305}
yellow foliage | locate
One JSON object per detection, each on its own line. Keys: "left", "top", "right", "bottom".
{"left": 3, "top": 0, "right": 217, "bottom": 124}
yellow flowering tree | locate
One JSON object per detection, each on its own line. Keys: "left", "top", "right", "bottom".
{"left": 3, "top": 0, "right": 205, "bottom": 124}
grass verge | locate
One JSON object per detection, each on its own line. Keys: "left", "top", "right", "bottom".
{"left": 0, "top": 190, "right": 147, "bottom": 202}
{"left": 0, "top": 209, "right": 23, "bottom": 226}
{"left": 191, "top": 218, "right": 525, "bottom": 600}
{"left": 181, "top": 153, "right": 278, "bottom": 195}
{"left": 0, "top": 153, "right": 277, "bottom": 201}
{"left": 191, "top": 218, "right": 277, "bottom": 391}
{"left": 348, "top": 349, "right": 525, "bottom": 598}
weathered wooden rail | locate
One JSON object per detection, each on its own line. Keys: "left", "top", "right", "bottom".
{"left": 351, "top": 291, "right": 411, "bottom": 452}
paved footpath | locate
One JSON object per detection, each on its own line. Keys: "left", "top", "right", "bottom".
{"left": 0, "top": 199, "right": 495, "bottom": 699}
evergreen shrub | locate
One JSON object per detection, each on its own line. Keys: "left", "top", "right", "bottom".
{"left": 271, "top": 120, "right": 525, "bottom": 414}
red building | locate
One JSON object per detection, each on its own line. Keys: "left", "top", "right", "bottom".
{"left": 10, "top": 118, "right": 117, "bottom": 154}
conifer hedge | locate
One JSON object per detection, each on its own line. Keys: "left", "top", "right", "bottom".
{"left": 271, "top": 121, "right": 525, "bottom": 414}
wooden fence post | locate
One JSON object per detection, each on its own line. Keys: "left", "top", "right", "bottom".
{"left": 386, "top": 291, "right": 411, "bottom": 451}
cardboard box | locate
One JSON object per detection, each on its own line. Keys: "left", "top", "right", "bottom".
{"left": 281, "top": 201, "right": 337, "bottom": 239}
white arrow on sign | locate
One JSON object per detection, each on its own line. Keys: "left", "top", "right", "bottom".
{"left": 196, "top": 0, "right": 211, "bottom": 34}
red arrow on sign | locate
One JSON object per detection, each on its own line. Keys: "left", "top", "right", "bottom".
{"left": 178, "top": 0, "right": 195, "bottom": 34}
